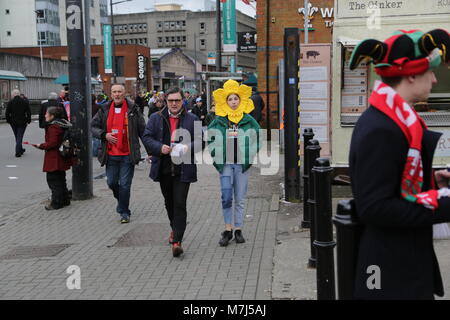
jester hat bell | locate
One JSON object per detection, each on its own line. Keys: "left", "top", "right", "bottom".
{"left": 349, "top": 29, "right": 450, "bottom": 77}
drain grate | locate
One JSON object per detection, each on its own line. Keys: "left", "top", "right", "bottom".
{"left": 113, "top": 223, "right": 169, "bottom": 247}
{"left": 0, "top": 244, "right": 72, "bottom": 260}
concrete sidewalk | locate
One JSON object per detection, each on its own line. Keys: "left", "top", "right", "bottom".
{"left": 0, "top": 156, "right": 280, "bottom": 300}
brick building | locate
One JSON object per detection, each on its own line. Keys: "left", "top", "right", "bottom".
{"left": 0, "top": 45, "right": 152, "bottom": 97}
{"left": 256, "top": 0, "right": 334, "bottom": 129}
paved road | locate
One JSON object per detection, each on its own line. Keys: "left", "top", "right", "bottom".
{"left": 0, "top": 120, "right": 104, "bottom": 217}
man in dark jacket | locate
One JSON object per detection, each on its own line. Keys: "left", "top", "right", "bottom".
{"left": 6, "top": 89, "right": 31, "bottom": 157}
{"left": 249, "top": 87, "right": 264, "bottom": 123}
{"left": 349, "top": 29, "right": 450, "bottom": 300}
{"left": 91, "top": 83, "right": 150, "bottom": 224}
{"left": 142, "top": 87, "right": 202, "bottom": 258}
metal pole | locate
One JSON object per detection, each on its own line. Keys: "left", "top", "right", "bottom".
{"left": 39, "top": 44, "right": 44, "bottom": 76}
{"left": 84, "top": 0, "right": 93, "bottom": 193}
{"left": 302, "top": 128, "right": 314, "bottom": 228}
{"left": 216, "top": 0, "right": 222, "bottom": 72}
{"left": 66, "top": 0, "right": 92, "bottom": 200}
{"left": 304, "top": 0, "right": 309, "bottom": 44}
{"left": 333, "top": 199, "right": 361, "bottom": 300}
{"left": 306, "top": 139, "right": 321, "bottom": 268}
{"left": 283, "top": 28, "right": 300, "bottom": 202}
{"left": 312, "top": 157, "right": 336, "bottom": 300}
{"left": 110, "top": 0, "right": 116, "bottom": 83}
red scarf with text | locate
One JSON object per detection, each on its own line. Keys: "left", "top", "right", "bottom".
{"left": 107, "top": 100, "right": 128, "bottom": 153}
{"left": 369, "top": 80, "right": 439, "bottom": 209}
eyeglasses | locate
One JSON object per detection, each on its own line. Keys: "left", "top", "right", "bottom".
{"left": 167, "top": 99, "right": 182, "bottom": 103}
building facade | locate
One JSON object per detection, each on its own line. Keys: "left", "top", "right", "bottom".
{"left": 0, "top": 44, "right": 152, "bottom": 96}
{"left": 256, "top": 0, "right": 334, "bottom": 129}
{"left": 0, "top": 0, "right": 108, "bottom": 47}
{"left": 112, "top": 9, "right": 257, "bottom": 73}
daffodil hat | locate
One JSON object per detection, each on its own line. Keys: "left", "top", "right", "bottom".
{"left": 212, "top": 79, "right": 255, "bottom": 124}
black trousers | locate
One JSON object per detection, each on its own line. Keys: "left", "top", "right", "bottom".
{"left": 46, "top": 171, "right": 69, "bottom": 207}
{"left": 159, "top": 174, "right": 190, "bottom": 243}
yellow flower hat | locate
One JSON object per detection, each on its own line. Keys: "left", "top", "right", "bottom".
{"left": 212, "top": 79, "right": 255, "bottom": 124}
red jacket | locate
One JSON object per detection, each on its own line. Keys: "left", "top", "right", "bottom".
{"left": 39, "top": 124, "right": 72, "bottom": 172}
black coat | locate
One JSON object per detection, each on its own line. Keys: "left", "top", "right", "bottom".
{"left": 6, "top": 96, "right": 31, "bottom": 126}
{"left": 349, "top": 106, "right": 450, "bottom": 300}
{"left": 250, "top": 92, "right": 264, "bottom": 123}
{"left": 91, "top": 99, "right": 150, "bottom": 166}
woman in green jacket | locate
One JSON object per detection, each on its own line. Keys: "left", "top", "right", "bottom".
{"left": 207, "top": 80, "right": 261, "bottom": 247}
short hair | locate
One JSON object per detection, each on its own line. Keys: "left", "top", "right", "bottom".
{"left": 48, "top": 92, "right": 58, "bottom": 100}
{"left": 111, "top": 83, "right": 125, "bottom": 89}
{"left": 380, "top": 76, "right": 403, "bottom": 88}
{"left": 12, "top": 89, "right": 20, "bottom": 97}
{"left": 165, "top": 87, "right": 184, "bottom": 98}
{"left": 47, "top": 106, "right": 66, "bottom": 119}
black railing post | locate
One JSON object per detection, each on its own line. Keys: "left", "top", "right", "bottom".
{"left": 312, "top": 158, "right": 336, "bottom": 300}
{"left": 302, "top": 128, "right": 314, "bottom": 228}
{"left": 333, "top": 199, "right": 361, "bottom": 300}
{"left": 306, "top": 139, "right": 321, "bottom": 268}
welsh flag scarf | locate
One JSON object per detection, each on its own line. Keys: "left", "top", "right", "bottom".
{"left": 369, "top": 80, "right": 440, "bottom": 210}
{"left": 106, "top": 99, "right": 128, "bottom": 152}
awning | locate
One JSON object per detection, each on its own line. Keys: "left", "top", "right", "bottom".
{"left": 337, "top": 36, "right": 362, "bottom": 46}
{"left": 0, "top": 70, "right": 27, "bottom": 81}
{"left": 54, "top": 74, "right": 100, "bottom": 84}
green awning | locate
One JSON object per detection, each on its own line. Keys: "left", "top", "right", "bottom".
{"left": 0, "top": 70, "right": 27, "bottom": 81}
{"left": 54, "top": 74, "right": 100, "bottom": 84}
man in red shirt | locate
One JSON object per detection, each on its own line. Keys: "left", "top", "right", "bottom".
{"left": 92, "top": 84, "right": 149, "bottom": 223}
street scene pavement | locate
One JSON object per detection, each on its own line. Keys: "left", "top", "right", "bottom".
{"left": 1, "top": 121, "right": 450, "bottom": 300}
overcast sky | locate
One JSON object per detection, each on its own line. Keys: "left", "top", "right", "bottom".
{"left": 112, "top": 0, "right": 256, "bottom": 18}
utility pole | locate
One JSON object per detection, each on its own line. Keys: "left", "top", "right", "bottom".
{"left": 110, "top": 0, "right": 116, "bottom": 83}
{"left": 66, "top": 0, "right": 93, "bottom": 200}
{"left": 216, "top": 0, "right": 222, "bottom": 72}
{"left": 284, "top": 28, "right": 301, "bottom": 202}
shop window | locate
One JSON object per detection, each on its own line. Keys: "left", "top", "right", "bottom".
{"left": 115, "top": 56, "right": 125, "bottom": 76}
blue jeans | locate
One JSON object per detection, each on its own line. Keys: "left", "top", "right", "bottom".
{"left": 106, "top": 155, "right": 135, "bottom": 216}
{"left": 220, "top": 164, "right": 249, "bottom": 228}
{"left": 10, "top": 124, "right": 26, "bottom": 155}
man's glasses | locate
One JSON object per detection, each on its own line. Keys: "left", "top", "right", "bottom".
{"left": 167, "top": 99, "right": 182, "bottom": 103}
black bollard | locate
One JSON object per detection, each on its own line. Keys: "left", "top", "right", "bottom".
{"left": 306, "top": 139, "right": 321, "bottom": 268}
{"left": 312, "top": 158, "right": 336, "bottom": 300}
{"left": 333, "top": 199, "right": 362, "bottom": 300}
{"left": 302, "top": 128, "right": 314, "bottom": 228}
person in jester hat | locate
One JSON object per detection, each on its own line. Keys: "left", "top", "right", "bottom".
{"left": 207, "top": 80, "right": 261, "bottom": 247}
{"left": 348, "top": 29, "right": 450, "bottom": 299}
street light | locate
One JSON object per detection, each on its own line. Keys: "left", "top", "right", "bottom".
{"left": 110, "top": 0, "right": 132, "bottom": 83}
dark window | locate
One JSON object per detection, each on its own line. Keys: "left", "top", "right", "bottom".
{"left": 7, "top": 31, "right": 11, "bottom": 36}
{"left": 91, "top": 57, "right": 99, "bottom": 76}
{"left": 6, "top": 9, "right": 10, "bottom": 14}
{"left": 115, "top": 56, "right": 125, "bottom": 76}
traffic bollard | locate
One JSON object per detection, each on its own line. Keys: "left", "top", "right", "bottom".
{"left": 312, "top": 158, "right": 336, "bottom": 300}
{"left": 306, "top": 139, "right": 321, "bottom": 269}
{"left": 302, "top": 128, "right": 314, "bottom": 228}
{"left": 333, "top": 199, "right": 361, "bottom": 300}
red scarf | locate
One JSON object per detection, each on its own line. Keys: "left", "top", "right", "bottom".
{"left": 369, "top": 80, "right": 440, "bottom": 209}
{"left": 106, "top": 100, "right": 128, "bottom": 153}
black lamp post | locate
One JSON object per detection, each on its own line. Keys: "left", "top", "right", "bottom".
{"left": 110, "top": 0, "right": 132, "bottom": 83}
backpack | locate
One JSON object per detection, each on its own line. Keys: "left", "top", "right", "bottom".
{"left": 59, "top": 127, "right": 79, "bottom": 160}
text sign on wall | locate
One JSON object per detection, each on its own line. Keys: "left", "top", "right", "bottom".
{"left": 137, "top": 54, "right": 146, "bottom": 80}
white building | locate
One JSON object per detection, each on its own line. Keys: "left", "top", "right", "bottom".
{"left": 0, "top": 0, "right": 108, "bottom": 47}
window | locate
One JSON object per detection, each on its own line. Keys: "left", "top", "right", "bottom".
{"left": 157, "top": 22, "right": 162, "bottom": 29}
{"left": 170, "top": 21, "right": 175, "bottom": 29}
{"left": 5, "top": 9, "right": 10, "bottom": 14}
{"left": 164, "top": 22, "right": 170, "bottom": 30}
{"left": 91, "top": 0, "right": 95, "bottom": 8}
{"left": 91, "top": 57, "right": 99, "bottom": 76}
{"left": 182, "top": 21, "right": 186, "bottom": 27}
{"left": 91, "top": 19, "right": 95, "bottom": 27}
{"left": 177, "top": 36, "right": 181, "bottom": 42}
{"left": 165, "top": 37, "right": 170, "bottom": 43}
{"left": 158, "top": 37, "right": 162, "bottom": 43}
{"left": 200, "top": 39, "right": 205, "bottom": 46}
{"left": 123, "top": 25, "right": 127, "bottom": 32}
{"left": 92, "top": 38, "right": 96, "bottom": 45}
{"left": 182, "top": 36, "right": 186, "bottom": 42}
{"left": 115, "top": 56, "right": 124, "bottom": 76}
{"left": 143, "top": 23, "right": 147, "bottom": 31}
{"left": 7, "top": 31, "right": 11, "bottom": 37}
{"left": 200, "top": 22, "right": 205, "bottom": 30}
{"left": 171, "top": 36, "right": 175, "bottom": 42}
